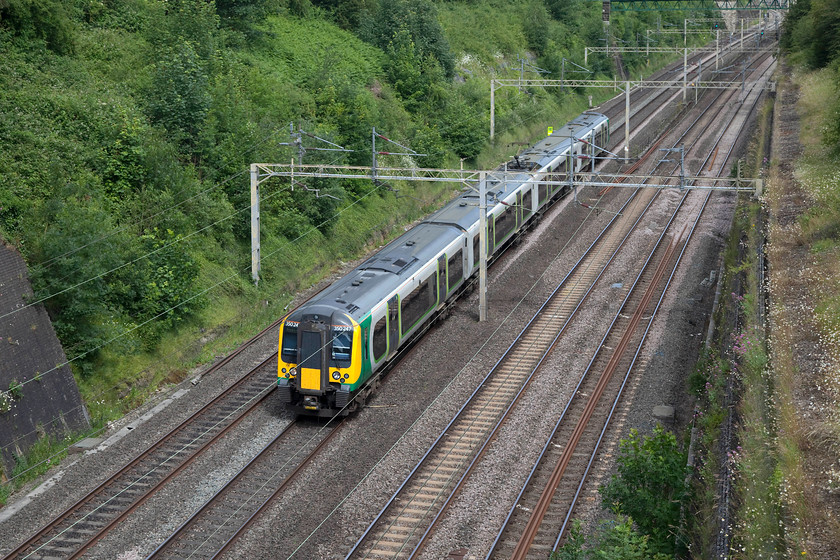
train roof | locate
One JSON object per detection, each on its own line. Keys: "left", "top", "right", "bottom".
{"left": 286, "top": 111, "right": 608, "bottom": 325}
{"left": 291, "top": 222, "right": 464, "bottom": 322}
{"left": 519, "top": 112, "right": 608, "bottom": 168}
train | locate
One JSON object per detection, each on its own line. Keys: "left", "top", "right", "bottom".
{"left": 277, "top": 112, "right": 610, "bottom": 416}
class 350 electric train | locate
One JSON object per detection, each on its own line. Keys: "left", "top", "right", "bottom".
{"left": 277, "top": 112, "right": 609, "bottom": 416}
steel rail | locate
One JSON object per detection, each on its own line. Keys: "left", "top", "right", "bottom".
{"left": 489, "top": 53, "right": 777, "bottom": 559}
{"left": 346, "top": 96, "right": 702, "bottom": 557}
{"left": 147, "top": 420, "right": 341, "bottom": 560}
{"left": 509, "top": 210, "right": 688, "bottom": 560}
{"left": 401, "top": 65, "right": 748, "bottom": 556}
{"left": 346, "top": 44, "right": 764, "bottom": 558}
{"left": 553, "top": 60, "right": 775, "bottom": 551}
{"left": 4, "top": 352, "right": 278, "bottom": 560}
{"left": 344, "top": 182, "right": 662, "bottom": 559}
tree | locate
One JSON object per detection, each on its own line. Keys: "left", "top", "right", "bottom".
{"left": 0, "top": 0, "right": 75, "bottom": 53}
{"left": 215, "top": 0, "right": 278, "bottom": 31}
{"left": 524, "top": 1, "right": 550, "bottom": 55}
{"left": 310, "top": 0, "right": 376, "bottom": 29}
{"left": 146, "top": 41, "right": 211, "bottom": 149}
{"left": 384, "top": 26, "right": 444, "bottom": 111}
{"left": 546, "top": 0, "right": 583, "bottom": 27}
{"left": 359, "top": 0, "right": 455, "bottom": 78}
{"left": 599, "top": 426, "right": 689, "bottom": 555}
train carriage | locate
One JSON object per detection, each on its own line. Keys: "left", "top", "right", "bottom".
{"left": 277, "top": 112, "right": 609, "bottom": 416}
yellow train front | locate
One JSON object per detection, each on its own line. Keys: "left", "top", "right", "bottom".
{"left": 277, "top": 305, "right": 367, "bottom": 417}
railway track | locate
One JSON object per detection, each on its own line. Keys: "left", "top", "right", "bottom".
{"left": 344, "top": 135, "right": 686, "bottom": 559}
{"left": 0, "top": 28, "right": 776, "bottom": 560}
{"left": 3, "top": 341, "right": 282, "bottom": 560}
{"left": 491, "top": 192, "right": 699, "bottom": 559}
{"left": 148, "top": 419, "right": 338, "bottom": 560}
{"left": 487, "top": 55, "right": 776, "bottom": 560}
{"left": 346, "top": 47, "right": 775, "bottom": 560}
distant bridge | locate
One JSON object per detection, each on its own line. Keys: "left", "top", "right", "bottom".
{"left": 601, "top": 0, "right": 791, "bottom": 12}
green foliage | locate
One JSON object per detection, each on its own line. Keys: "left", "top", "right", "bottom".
{"left": 523, "top": 0, "right": 549, "bottom": 55}
{"left": 0, "top": 0, "right": 75, "bottom": 53}
{"left": 781, "top": 0, "right": 840, "bottom": 68}
{"left": 311, "top": 0, "right": 376, "bottom": 29}
{"left": 384, "top": 26, "right": 445, "bottom": 111}
{"left": 8, "top": 379, "right": 23, "bottom": 399}
{"left": 111, "top": 228, "right": 203, "bottom": 347}
{"left": 145, "top": 41, "right": 211, "bottom": 147}
{"left": 101, "top": 111, "right": 148, "bottom": 201}
{"left": 359, "top": 0, "right": 455, "bottom": 78}
{"left": 0, "top": 0, "right": 714, "bottom": 419}
{"left": 823, "top": 66, "right": 840, "bottom": 154}
{"left": 432, "top": 88, "right": 487, "bottom": 159}
{"left": 552, "top": 517, "right": 671, "bottom": 560}
{"left": 216, "top": 0, "right": 279, "bottom": 27}
{"left": 599, "top": 425, "right": 688, "bottom": 555}
{"left": 545, "top": 0, "right": 583, "bottom": 26}
{"left": 27, "top": 182, "right": 130, "bottom": 367}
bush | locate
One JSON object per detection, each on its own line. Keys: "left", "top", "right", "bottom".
{"left": 599, "top": 425, "right": 689, "bottom": 555}
{"left": 553, "top": 516, "right": 671, "bottom": 560}
{"left": 145, "top": 41, "right": 211, "bottom": 148}
{"left": 0, "top": 0, "right": 75, "bottom": 54}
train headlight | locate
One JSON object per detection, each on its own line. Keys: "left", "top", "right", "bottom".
{"left": 331, "top": 371, "right": 341, "bottom": 381}
{"left": 281, "top": 367, "right": 287, "bottom": 374}
{"left": 289, "top": 368, "right": 296, "bottom": 377}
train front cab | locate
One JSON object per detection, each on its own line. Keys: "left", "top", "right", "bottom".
{"left": 277, "top": 311, "right": 362, "bottom": 417}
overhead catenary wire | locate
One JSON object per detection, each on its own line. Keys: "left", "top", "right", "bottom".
{"left": 287, "top": 176, "right": 641, "bottom": 560}
{"left": 2, "top": 176, "right": 395, "bottom": 395}
{"left": 0, "top": 84, "right": 574, "bottom": 479}
{"left": 0, "top": 182, "right": 422, "bottom": 485}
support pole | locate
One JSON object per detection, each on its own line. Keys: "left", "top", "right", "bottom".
{"left": 624, "top": 81, "right": 630, "bottom": 161}
{"left": 683, "top": 48, "right": 687, "bottom": 102}
{"left": 490, "top": 80, "right": 496, "bottom": 141}
{"left": 585, "top": 47, "right": 589, "bottom": 65}
{"left": 684, "top": 18, "right": 687, "bottom": 47}
{"left": 716, "top": 29, "right": 720, "bottom": 70}
{"left": 741, "top": 18, "right": 744, "bottom": 48}
{"left": 696, "top": 59, "right": 701, "bottom": 104}
{"left": 561, "top": 58, "right": 565, "bottom": 91}
{"left": 371, "top": 127, "right": 377, "bottom": 181}
{"left": 479, "top": 171, "right": 487, "bottom": 322}
{"left": 250, "top": 164, "right": 261, "bottom": 286}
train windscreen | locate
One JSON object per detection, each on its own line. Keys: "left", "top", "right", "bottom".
{"left": 281, "top": 323, "right": 298, "bottom": 363}
{"left": 331, "top": 330, "right": 352, "bottom": 365}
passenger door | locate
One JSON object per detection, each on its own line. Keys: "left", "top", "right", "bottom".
{"left": 388, "top": 296, "right": 399, "bottom": 357}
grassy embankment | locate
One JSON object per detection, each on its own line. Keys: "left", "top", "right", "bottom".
{"left": 0, "top": 1, "right": 710, "bottom": 502}
{"left": 763, "top": 66, "right": 840, "bottom": 556}
{"left": 689, "top": 64, "right": 840, "bottom": 558}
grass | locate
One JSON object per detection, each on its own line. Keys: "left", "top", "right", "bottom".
{"left": 760, "top": 65, "right": 840, "bottom": 556}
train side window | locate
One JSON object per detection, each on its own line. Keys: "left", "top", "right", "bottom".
{"left": 553, "top": 161, "right": 566, "bottom": 195}
{"left": 448, "top": 249, "right": 463, "bottom": 293}
{"left": 281, "top": 323, "right": 298, "bottom": 363}
{"left": 522, "top": 189, "right": 533, "bottom": 220}
{"left": 539, "top": 182, "right": 548, "bottom": 204}
{"left": 473, "top": 235, "right": 480, "bottom": 268}
{"left": 372, "top": 316, "right": 387, "bottom": 362}
{"left": 401, "top": 275, "right": 434, "bottom": 335}
{"left": 494, "top": 207, "right": 516, "bottom": 245}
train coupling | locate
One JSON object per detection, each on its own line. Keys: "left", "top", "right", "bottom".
{"left": 302, "top": 395, "right": 320, "bottom": 412}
